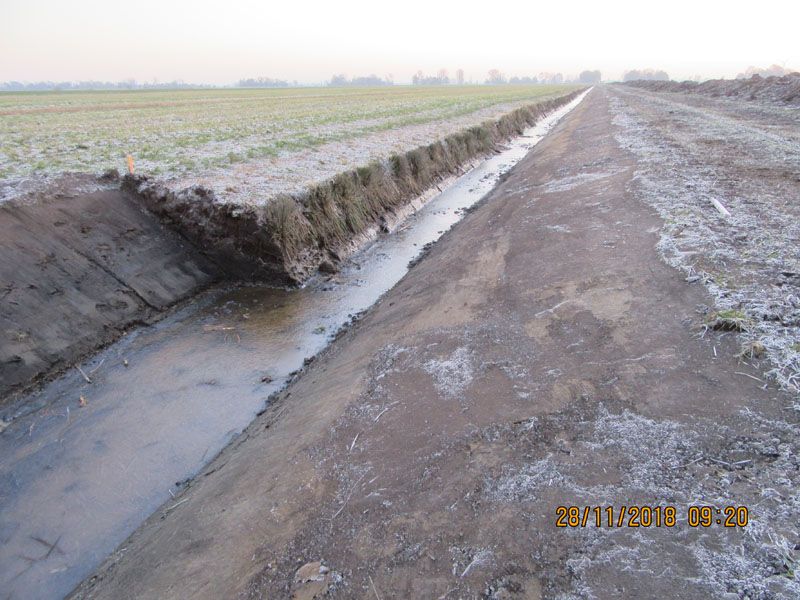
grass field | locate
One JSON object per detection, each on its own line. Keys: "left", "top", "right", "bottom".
{"left": 0, "top": 85, "right": 579, "bottom": 182}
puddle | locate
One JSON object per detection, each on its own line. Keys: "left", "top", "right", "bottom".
{"left": 0, "top": 90, "right": 588, "bottom": 599}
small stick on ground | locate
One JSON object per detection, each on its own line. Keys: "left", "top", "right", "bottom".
{"left": 710, "top": 198, "right": 731, "bottom": 217}
{"left": 671, "top": 455, "right": 704, "bottom": 469}
{"left": 331, "top": 469, "right": 371, "bottom": 521}
{"left": 735, "top": 371, "right": 762, "bottom": 382}
{"left": 368, "top": 574, "right": 382, "bottom": 600}
{"left": 707, "top": 457, "right": 752, "bottom": 469}
{"left": 162, "top": 498, "right": 189, "bottom": 517}
{"left": 374, "top": 402, "right": 399, "bottom": 423}
{"left": 76, "top": 365, "right": 92, "bottom": 384}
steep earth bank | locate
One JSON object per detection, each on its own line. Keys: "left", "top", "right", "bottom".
{"left": 124, "top": 91, "right": 585, "bottom": 284}
{"left": 0, "top": 174, "right": 219, "bottom": 400}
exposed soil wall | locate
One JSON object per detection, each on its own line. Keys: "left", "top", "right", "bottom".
{"left": 124, "top": 90, "right": 584, "bottom": 285}
{"left": 0, "top": 176, "right": 220, "bottom": 401}
{"left": 626, "top": 73, "right": 800, "bottom": 106}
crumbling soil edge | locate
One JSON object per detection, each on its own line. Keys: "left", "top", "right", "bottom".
{"left": 123, "top": 89, "right": 585, "bottom": 285}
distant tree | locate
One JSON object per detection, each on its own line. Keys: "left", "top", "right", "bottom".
{"left": 578, "top": 70, "right": 601, "bottom": 84}
{"left": 536, "top": 72, "right": 564, "bottom": 84}
{"left": 411, "top": 70, "right": 450, "bottom": 85}
{"left": 509, "top": 75, "right": 538, "bottom": 84}
{"left": 237, "top": 77, "right": 290, "bottom": 88}
{"left": 455, "top": 69, "right": 465, "bottom": 85}
{"left": 327, "top": 74, "right": 391, "bottom": 87}
{"left": 736, "top": 64, "right": 797, "bottom": 79}
{"left": 486, "top": 69, "right": 506, "bottom": 85}
{"left": 623, "top": 69, "right": 669, "bottom": 82}
{"left": 0, "top": 79, "right": 210, "bottom": 91}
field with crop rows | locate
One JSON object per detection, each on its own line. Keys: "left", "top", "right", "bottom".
{"left": 0, "top": 85, "right": 578, "bottom": 185}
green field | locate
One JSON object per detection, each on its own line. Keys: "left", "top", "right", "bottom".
{"left": 0, "top": 85, "right": 578, "bottom": 181}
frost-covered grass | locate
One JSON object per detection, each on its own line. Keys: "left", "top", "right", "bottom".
{"left": 609, "top": 85, "right": 800, "bottom": 396}
{"left": 0, "top": 85, "right": 576, "bottom": 182}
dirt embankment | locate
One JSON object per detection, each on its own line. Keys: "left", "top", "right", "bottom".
{"left": 626, "top": 73, "right": 800, "bottom": 106}
{"left": 0, "top": 174, "right": 220, "bottom": 402}
{"left": 125, "top": 90, "right": 584, "bottom": 284}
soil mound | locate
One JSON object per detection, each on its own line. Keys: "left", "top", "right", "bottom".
{"left": 627, "top": 73, "right": 800, "bottom": 105}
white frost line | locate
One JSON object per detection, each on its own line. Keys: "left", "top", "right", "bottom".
{"left": 710, "top": 197, "right": 731, "bottom": 217}
{"left": 534, "top": 299, "right": 572, "bottom": 318}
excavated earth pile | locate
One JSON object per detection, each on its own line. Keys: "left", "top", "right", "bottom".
{"left": 627, "top": 73, "right": 800, "bottom": 106}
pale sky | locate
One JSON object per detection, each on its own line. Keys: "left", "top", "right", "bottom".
{"left": 1, "top": 0, "right": 798, "bottom": 84}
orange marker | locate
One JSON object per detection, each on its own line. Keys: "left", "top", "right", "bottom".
{"left": 126, "top": 154, "right": 135, "bottom": 175}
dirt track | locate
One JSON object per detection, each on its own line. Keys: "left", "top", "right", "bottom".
{"left": 73, "top": 87, "right": 799, "bottom": 599}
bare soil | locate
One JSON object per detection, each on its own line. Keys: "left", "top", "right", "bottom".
{"left": 0, "top": 174, "right": 219, "bottom": 401}
{"left": 70, "top": 88, "right": 800, "bottom": 599}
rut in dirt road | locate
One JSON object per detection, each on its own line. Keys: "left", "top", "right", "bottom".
{"left": 72, "top": 87, "right": 800, "bottom": 599}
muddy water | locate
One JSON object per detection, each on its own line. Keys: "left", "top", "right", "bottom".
{"left": 0, "top": 91, "right": 588, "bottom": 599}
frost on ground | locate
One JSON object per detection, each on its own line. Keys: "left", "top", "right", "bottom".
{"left": 481, "top": 402, "right": 800, "bottom": 599}
{"left": 423, "top": 346, "right": 475, "bottom": 399}
{"left": 608, "top": 86, "right": 800, "bottom": 396}
{"left": 0, "top": 86, "right": 575, "bottom": 204}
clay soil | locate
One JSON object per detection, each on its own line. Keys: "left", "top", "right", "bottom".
{"left": 0, "top": 175, "right": 219, "bottom": 401}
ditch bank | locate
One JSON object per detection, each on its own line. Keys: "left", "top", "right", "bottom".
{"left": 0, "top": 91, "right": 591, "bottom": 600}
{"left": 0, "top": 90, "right": 583, "bottom": 403}
{"left": 124, "top": 90, "right": 584, "bottom": 284}
{"left": 0, "top": 175, "right": 220, "bottom": 400}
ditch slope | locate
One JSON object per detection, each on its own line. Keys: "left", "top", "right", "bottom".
{"left": 0, "top": 174, "right": 219, "bottom": 400}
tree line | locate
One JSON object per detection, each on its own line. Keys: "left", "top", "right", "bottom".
{"left": 1, "top": 69, "right": 613, "bottom": 92}
{"left": 0, "top": 79, "right": 206, "bottom": 91}
{"left": 622, "top": 69, "right": 669, "bottom": 82}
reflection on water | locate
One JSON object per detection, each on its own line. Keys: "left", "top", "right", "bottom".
{"left": 0, "top": 91, "right": 588, "bottom": 599}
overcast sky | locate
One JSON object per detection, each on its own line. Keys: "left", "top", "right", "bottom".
{"left": 2, "top": 0, "right": 798, "bottom": 84}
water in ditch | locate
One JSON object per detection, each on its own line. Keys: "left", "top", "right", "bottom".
{"left": 0, "top": 90, "right": 588, "bottom": 599}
